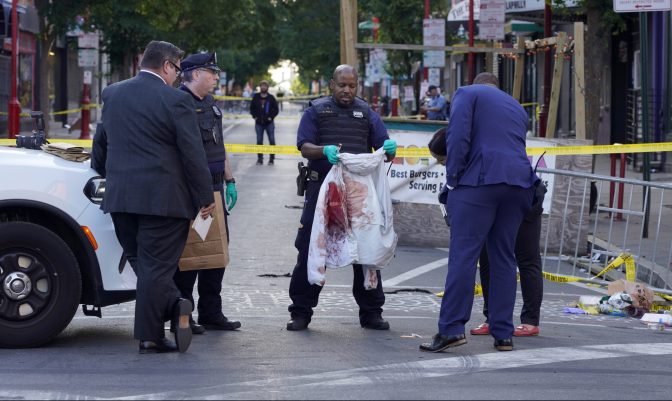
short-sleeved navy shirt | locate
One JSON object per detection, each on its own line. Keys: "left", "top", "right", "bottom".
{"left": 296, "top": 101, "right": 389, "bottom": 178}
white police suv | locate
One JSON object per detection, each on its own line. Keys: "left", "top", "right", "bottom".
{"left": 0, "top": 146, "right": 136, "bottom": 348}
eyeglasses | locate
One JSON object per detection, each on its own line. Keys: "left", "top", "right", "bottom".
{"left": 167, "top": 60, "right": 182, "bottom": 77}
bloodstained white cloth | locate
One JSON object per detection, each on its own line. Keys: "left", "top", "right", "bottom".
{"left": 307, "top": 148, "right": 397, "bottom": 289}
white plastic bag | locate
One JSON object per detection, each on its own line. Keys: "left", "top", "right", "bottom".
{"left": 307, "top": 148, "right": 398, "bottom": 289}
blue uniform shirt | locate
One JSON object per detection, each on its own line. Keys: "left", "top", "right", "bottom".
{"left": 427, "top": 94, "right": 447, "bottom": 120}
{"left": 297, "top": 104, "right": 389, "bottom": 178}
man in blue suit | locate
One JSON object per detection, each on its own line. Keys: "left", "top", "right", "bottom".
{"left": 420, "top": 72, "right": 539, "bottom": 353}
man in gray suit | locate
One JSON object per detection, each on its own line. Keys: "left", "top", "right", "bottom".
{"left": 92, "top": 41, "right": 215, "bottom": 354}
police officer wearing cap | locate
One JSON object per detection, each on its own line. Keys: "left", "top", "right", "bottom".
{"left": 287, "top": 64, "right": 398, "bottom": 331}
{"left": 173, "top": 52, "right": 242, "bottom": 333}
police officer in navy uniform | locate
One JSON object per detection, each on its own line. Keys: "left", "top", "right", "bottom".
{"left": 173, "top": 52, "right": 241, "bottom": 333}
{"left": 287, "top": 64, "right": 398, "bottom": 331}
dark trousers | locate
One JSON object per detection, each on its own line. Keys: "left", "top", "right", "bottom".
{"left": 174, "top": 268, "right": 225, "bottom": 320}
{"left": 111, "top": 213, "right": 190, "bottom": 341}
{"left": 173, "top": 188, "right": 228, "bottom": 320}
{"left": 479, "top": 207, "right": 543, "bottom": 326}
{"left": 288, "top": 181, "right": 385, "bottom": 320}
{"left": 438, "top": 184, "right": 533, "bottom": 340}
{"left": 255, "top": 122, "right": 276, "bottom": 160}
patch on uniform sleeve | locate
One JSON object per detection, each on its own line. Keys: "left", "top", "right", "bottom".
{"left": 353, "top": 111, "right": 364, "bottom": 118}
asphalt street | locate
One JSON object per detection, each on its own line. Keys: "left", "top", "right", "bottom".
{"left": 1, "top": 110, "right": 672, "bottom": 400}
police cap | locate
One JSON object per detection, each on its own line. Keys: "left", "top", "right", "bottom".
{"left": 181, "top": 52, "right": 221, "bottom": 73}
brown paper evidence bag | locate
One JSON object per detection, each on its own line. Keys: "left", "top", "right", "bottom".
{"left": 178, "top": 193, "right": 229, "bottom": 271}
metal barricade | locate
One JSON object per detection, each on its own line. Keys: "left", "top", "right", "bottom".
{"left": 537, "top": 167, "right": 672, "bottom": 293}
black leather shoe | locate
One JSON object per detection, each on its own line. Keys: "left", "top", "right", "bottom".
{"left": 172, "top": 298, "right": 193, "bottom": 353}
{"left": 286, "top": 316, "right": 310, "bottom": 331}
{"left": 494, "top": 338, "right": 513, "bottom": 351}
{"left": 199, "top": 315, "right": 241, "bottom": 331}
{"left": 256, "top": 159, "right": 263, "bottom": 165}
{"left": 171, "top": 315, "right": 206, "bottom": 335}
{"left": 360, "top": 315, "right": 390, "bottom": 330}
{"left": 139, "top": 338, "right": 178, "bottom": 354}
{"left": 190, "top": 317, "right": 206, "bottom": 334}
{"left": 419, "top": 333, "right": 467, "bottom": 352}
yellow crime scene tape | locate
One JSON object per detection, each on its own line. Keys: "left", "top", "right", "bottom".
{"left": 3, "top": 140, "right": 672, "bottom": 158}
{"left": 434, "top": 255, "right": 672, "bottom": 313}
{"left": 213, "top": 95, "right": 314, "bottom": 101}
{"left": 0, "top": 104, "right": 101, "bottom": 117}
{"left": 593, "top": 253, "right": 636, "bottom": 281}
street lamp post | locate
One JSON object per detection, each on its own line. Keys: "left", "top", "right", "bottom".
{"left": 8, "top": 0, "right": 20, "bottom": 138}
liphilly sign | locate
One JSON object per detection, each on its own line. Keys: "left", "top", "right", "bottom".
{"left": 448, "top": 0, "right": 577, "bottom": 21}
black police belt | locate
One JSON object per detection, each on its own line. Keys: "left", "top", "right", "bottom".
{"left": 307, "top": 169, "right": 324, "bottom": 182}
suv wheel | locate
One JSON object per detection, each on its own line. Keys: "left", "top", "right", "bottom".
{"left": 0, "top": 222, "right": 82, "bottom": 348}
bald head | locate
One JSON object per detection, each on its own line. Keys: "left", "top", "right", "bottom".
{"left": 333, "top": 64, "right": 358, "bottom": 81}
{"left": 473, "top": 72, "right": 499, "bottom": 87}
{"left": 330, "top": 64, "right": 358, "bottom": 106}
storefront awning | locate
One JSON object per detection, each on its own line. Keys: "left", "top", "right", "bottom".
{"left": 505, "top": 19, "right": 544, "bottom": 34}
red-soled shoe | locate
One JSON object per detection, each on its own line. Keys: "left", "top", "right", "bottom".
{"left": 513, "top": 325, "right": 540, "bottom": 337}
{"left": 469, "top": 323, "right": 490, "bottom": 335}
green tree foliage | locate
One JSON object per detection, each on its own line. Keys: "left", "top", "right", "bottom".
{"left": 275, "top": 0, "right": 340, "bottom": 83}
{"left": 215, "top": 0, "right": 281, "bottom": 88}
{"left": 361, "top": 0, "right": 448, "bottom": 80}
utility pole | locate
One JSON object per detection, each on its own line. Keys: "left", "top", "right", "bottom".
{"left": 339, "top": 0, "right": 357, "bottom": 66}
{"left": 468, "top": 0, "right": 475, "bottom": 83}
{"left": 538, "top": 3, "right": 552, "bottom": 137}
{"left": 424, "top": 0, "right": 430, "bottom": 82}
{"left": 8, "top": 0, "right": 20, "bottom": 138}
{"left": 80, "top": 71, "right": 91, "bottom": 139}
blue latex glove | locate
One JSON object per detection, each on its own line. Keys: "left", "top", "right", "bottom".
{"left": 383, "top": 139, "right": 397, "bottom": 156}
{"left": 225, "top": 182, "right": 237, "bottom": 210}
{"left": 323, "top": 145, "right": 340, "bottom": 165}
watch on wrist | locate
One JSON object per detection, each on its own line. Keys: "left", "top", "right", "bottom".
{"left": 225, "top": 178, "right": 236, "bottom": 184}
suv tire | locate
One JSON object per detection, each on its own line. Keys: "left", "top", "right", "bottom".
{"left": 0, "top": 222, "right": 82, "bottom": 348}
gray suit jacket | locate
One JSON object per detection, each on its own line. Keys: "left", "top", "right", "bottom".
{"left": 92, "top": 71, "right": 214, "bottom": 219}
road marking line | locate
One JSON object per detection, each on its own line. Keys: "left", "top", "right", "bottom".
{"left": 108, "top": 342, "right": 672, "bottom": 400}
{"left": 384, "top": 258, "right": 447, "bottom": 287}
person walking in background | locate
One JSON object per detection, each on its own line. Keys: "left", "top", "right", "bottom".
{"left": 428, "top": 127, "right": 547, "bottom": 339}
{"left": 420, "top": 85, "right": 448, "bottom": 121}
{"left": 91, "top": 40, "right": 215, "bottom": 354}
{"left": 287, "top": 64, "right": 397, "bottom": 332}
{"left": 250, "top": 80, "right": 279, "bottom": 165}
{"left": 173, "top": 52, "right": 242, "bottom": 335}
{"left": 420, "top": 72, "right": 538, "bottom": 354}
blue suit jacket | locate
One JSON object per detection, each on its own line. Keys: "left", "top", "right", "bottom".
{"left": 445, "top": 84, "right": 538, "bottom": 189}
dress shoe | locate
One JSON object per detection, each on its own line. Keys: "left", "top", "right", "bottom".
{"left": 190, "top": 317, "right": 206, "bottom": 334}
{"left": 419, "top": 333, "right": 467, "bottom": 352}
{"left": 256, "top": 159, "right": 263, "bottom": 165}
{"left": 286, "top": 316, "right": 310, "bottom": 331}
{"left": 172, "top": 298, "right": 193, "bottom": 353}
{"left": 469, "top": 323, "right": 490, "bottom": 335}
{"left": 171, "top": 315, "right": 205, "bottom": 335}
{"left": 139, "top": 338, "right": 178, "bottom": 354}
{"left": 513, "top": 325, "right": 539, "bottom": 337}
{"left": 268, "top": 159, "right": 274, "bottom": 165}
{"left": 360, "top": 315, "right": 390, "bottom": 330}
{"left": 494, "top": 338, "right": 514, "bottom": 351}
{"left": 199, "top": 315, "right": 241, "bottom": 331}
